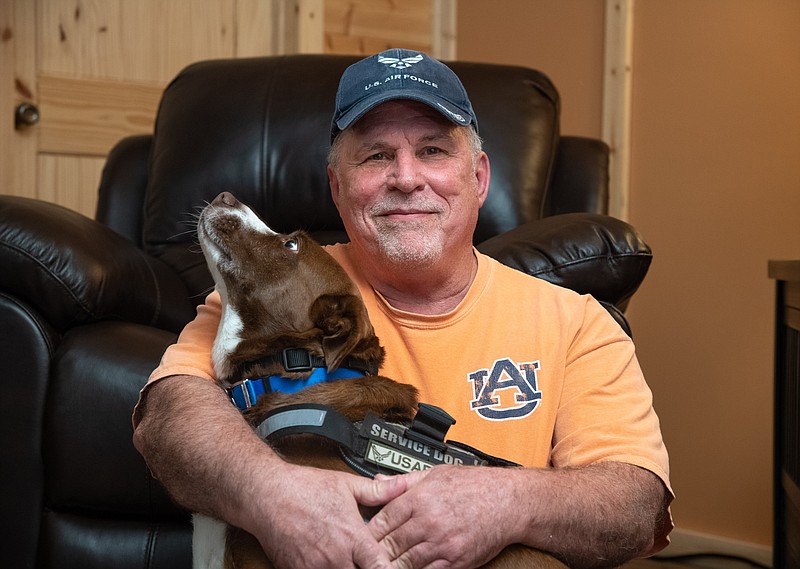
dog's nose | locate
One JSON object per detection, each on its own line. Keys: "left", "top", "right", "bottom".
{"left": 213, "top": 191, "right": 239, "bottom": 208}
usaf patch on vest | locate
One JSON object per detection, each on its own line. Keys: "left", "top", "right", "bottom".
{"left": 366, "top": 439, "right": 434, "bottom": 473}
{"left": 359, "top": 412, "right": 486, "bottom": 475}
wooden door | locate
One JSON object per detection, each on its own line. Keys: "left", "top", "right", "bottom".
{"left": 0, "top": 0, "right": 279, "bottom": 218}
{"left": 1, "top": 0, "right": 448, "bottom": 219}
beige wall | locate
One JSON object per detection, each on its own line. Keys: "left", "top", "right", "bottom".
{"left": 458, "top": 0, "right": 605, "bottom": 138}
{"left": 459, "top": 0, "right": 800, "bottom": 547}
{"left": 629, "top": 1, "right": 800, "bottom": 545}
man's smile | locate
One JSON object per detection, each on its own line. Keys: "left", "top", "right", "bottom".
{"left": 377, "top": 209, "right": 438, "bottom": 221}
{"left": 370, "top": 197, "right": 445, "bottom": 221}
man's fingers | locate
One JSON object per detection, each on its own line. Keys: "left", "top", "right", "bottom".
{"left": 367, "top": 490, "right": 416, "bottom": 548}
{"left": 352, "top": 473, "right": 408, "bottom": 507}
{"left": 351, "top": 535, "right": 395, "bottom": 569}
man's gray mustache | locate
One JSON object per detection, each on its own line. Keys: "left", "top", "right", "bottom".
{"left": 370, "top": 198, "right": 445, "bottom": 216}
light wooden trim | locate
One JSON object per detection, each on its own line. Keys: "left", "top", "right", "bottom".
{"left": 602, "top": 0, "right": 634, "bottom": 221}
{"left": 432, "top": 0, "right": 457, "bottom": 60}
{"left": 235, "top": 0, "right": 277, "bottom": 57}
{"left": 297, "top": 0, "right": 324, "bottom": 53}
{"left": 271, "top": 0, "right": 324, "bottom": 54}
{"left": 265, "top": 0, "right": 295, "bottom": 55}
{"left": 282, "top": 0, "right": 456, "bottom": 57}
{"left": 1, "top": 0, "right": 38, "bottom": 198}
{"left": 38, "top": 75, "right": 162, "bottom": 157}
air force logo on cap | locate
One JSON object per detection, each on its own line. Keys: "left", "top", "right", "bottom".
{"left": 378, "top": 53, "right": 424, "bottom": 69}
{"left": 331, "top": 48, "right": 478, "bottom": 141}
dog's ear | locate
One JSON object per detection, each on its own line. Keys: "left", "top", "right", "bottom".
{"left": 310, "top": 293, "right": 381, "bottom": 371}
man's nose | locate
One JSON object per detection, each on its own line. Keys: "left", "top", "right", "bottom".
{"left": 388, "top": 152, "right": 423, "bottom": 193}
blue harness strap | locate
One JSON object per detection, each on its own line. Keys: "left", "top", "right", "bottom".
{"left": 229, "top": 367, "right": 364, "bottom": 410}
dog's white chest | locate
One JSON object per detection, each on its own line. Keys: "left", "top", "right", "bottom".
{"left": 212, "top": 305, "right": 244, "bottom": 381}
{"left": 192, "top": 514, "right": 227, "bottom": 569}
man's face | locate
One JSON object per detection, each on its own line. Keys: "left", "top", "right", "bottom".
{"left": 328, "top": 100, "right": 489, "bottom": 271}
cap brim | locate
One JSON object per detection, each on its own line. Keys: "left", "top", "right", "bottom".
{"left": 333, "top": 92, "right": 475, "bottom": 138}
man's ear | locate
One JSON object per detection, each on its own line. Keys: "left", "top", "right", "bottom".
{"left": 475, "top": 151, "right": 491, "bottom": 207}
{"left": 328, "top": 164, "right": 341, "bottom": 206}
{"left": 310, "top": 293, "right": 382, "bottom": 371}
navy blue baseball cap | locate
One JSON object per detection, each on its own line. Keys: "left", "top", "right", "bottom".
{"left": 331, "top": 48, "right": 478, "bottom": 141}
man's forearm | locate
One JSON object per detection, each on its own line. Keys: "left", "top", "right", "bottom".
{"left": 516, "top": 461, "right": 669, "bottom": 568}
{"left": 132, "top": 375, "right": 282, "bottom": 527}
{"left": 133, "top": 374, "right": 411, "bottom": 569}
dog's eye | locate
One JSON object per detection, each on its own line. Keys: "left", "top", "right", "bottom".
{"left": 283, "top": 238, "right": 300, "bottom": 252}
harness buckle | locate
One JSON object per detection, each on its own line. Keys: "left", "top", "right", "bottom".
{"left": 229, "top": 377, "right": 266, "bottom": 410}
{"left": 282, "top": 348, "right": 313, "bottom": 372}
{"left": 404, "top": 402, "right": 456, "bottom": 451}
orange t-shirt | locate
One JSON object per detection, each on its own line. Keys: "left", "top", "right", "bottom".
{"left": 136, "top": 244, "right": 673, "bottom": 550}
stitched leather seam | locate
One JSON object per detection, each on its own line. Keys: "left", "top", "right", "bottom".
{"left": 0, "top": 240, "right": 97, "bottom": 319}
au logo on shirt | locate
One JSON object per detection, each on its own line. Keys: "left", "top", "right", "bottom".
{"left": 468, "top": 358, "right": 542, "bottom": 420}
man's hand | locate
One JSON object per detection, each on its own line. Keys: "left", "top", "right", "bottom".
{"left": 368, "top": 462, "right": 668, "bottom": 569}
{"left": 249, "top": 464, "right": 408, "bottom": 568}
{"left": 368, "top": 466, "right": 521, "bottom": 569}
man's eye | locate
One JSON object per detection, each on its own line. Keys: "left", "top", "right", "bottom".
{"left": 367, "top": 152, "right": 387, "bottom": 161}
{"left": 423, "top": 147, "right": 443, "bottom": 156}
{"left": 284, "top": 238, "right": 300, "bottom": 252}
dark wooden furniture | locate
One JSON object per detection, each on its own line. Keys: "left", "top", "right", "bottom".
{"left": 769, "top": 260, "right": 800, "bottom": 569}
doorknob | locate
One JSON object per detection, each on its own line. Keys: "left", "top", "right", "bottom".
{"left": 15, "top": 103, "right": 40, "bottom": 129}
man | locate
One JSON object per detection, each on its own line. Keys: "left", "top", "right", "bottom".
{"left": 133, "top": 49, "right": 673, "bottom": 568}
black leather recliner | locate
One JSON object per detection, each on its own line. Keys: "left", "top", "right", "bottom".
{"left": 0, "top": 55, "right": 652, "bottom": 569}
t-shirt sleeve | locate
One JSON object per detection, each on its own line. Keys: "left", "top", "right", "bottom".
{"left": 550, "top": 296, "right": 674, "bottom": 554}
{"left": 131, "top": 290, "right": 222, "bottom": 427}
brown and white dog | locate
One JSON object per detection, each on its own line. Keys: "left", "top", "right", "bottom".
{"left": 193, "top": 191, "right": 565, "bottom": 569}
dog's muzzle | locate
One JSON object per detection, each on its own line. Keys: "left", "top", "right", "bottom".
{"left": 255, "top": 402, "right": 520, "bottom": 477}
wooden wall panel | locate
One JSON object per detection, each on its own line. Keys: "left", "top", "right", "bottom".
{"left": 38, "top": 75, "right": 162, "bottom": 156}
{"left": 38, "top": 0, "right": 236, "bottom": 82}
{"left": 627, "top": 0, "right": 800, "bottom": 545}
{"left": 1, "top": 0, "right": 38, "bottom": 198}
{"left": 324, "top": 0, "right": 433, "bottom": 55}
{"left": 235, "top": 0, "right": 279, "bottom": 56}
{"left": 38, "top": 154, "right": 106, "bottom": 218}
{"left": 29, "top": 0, "right": 243, "bottom": 216}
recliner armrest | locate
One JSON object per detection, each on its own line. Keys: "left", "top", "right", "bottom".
{"left": 0, "top": 196, "right": 195, "bottom": 333}
{"left": 476, "top": 213, "right": 652, "bottom": 312}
